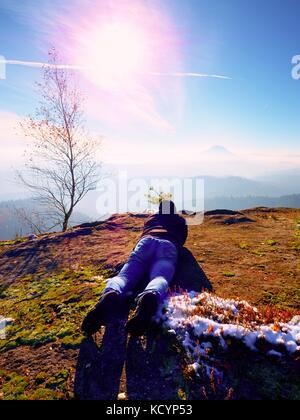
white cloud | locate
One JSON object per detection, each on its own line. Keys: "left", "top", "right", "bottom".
{"left": 147, "top": 72, "right": 231, "bottom": 80}
{"left": 0, "top": 111, "right": 21, "bottom": 139}
{"left": 0, "top": 111, "right": 26, "bottom": 168}
{"left": 0, "top": 59, "right": 85, "bottom": 70}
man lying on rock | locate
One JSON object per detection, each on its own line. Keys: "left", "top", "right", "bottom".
{"left": 82, "top": 200, "right": 188, "bottom": 337}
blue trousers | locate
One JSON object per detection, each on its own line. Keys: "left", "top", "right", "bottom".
{"left": 104, "top": 237, "right": 178, "bottom": 300}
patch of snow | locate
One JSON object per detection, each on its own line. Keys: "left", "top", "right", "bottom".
{"left": 289, "top": 315, "right": 300, "bottom": 326}
{"left": 157, "top": 292, "right": 300, "bottom": 376}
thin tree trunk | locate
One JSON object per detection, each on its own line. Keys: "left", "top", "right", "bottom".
{"left": 62, "top": 215, "right": 70, "bottom": 232}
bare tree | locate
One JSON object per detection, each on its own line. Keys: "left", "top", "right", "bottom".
{"left": 19, "top": 49, "right": 101, "bottom": 232}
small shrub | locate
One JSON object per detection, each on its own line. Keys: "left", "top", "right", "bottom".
{"left": 251, "top": 249, "right": 266, "bottom": 257}
{"left": 239, "top": 243, "right": 250, "bottom": 250}
{"left": 223, "top": 272, "right": 235, "bottom": 278}
{"left": 266, "top": 240, "right": 278, "bottom": 246}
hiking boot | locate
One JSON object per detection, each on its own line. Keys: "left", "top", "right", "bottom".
{"left": 81, "top": 290, "right": 120, "bottom": 336}
{"left": 125, "top": 292, "right": 159, "bottom": 337}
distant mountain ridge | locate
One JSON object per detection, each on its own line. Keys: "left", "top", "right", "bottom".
{"left": 204, "top": 194, "right": 300, "bottom": 211}
{"left": 1, "top": 169, "right": 299, "bottom": 240}
{"left": 1, "top": 193, "right": 300, "bottom": 240}
{"left": 0, "top": 199, "right": 90, "bottom": 241}
{"left": 195, "top": 175, "right": 282, "bottom": 198}
{"left": 256, "top": 169, "right": 300, "bottom": 195}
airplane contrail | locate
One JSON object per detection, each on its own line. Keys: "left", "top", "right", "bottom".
{"left": 0, "top": 59, "right": 85, "bottom": 70}
{"left": 147, "top": 72, "right": 232, "bottom": 80}
{"left": 0, "top": 59, "right": 231, "bottom": 79}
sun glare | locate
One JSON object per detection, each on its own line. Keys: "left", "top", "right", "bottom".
{"left": 79, "top": 22, "right": 147, "bottom": 88}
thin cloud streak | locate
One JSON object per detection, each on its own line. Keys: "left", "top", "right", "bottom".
{"left": 0, "top": 59, "right": 85, "bottom": 70}
{"left": 148, "top": 72, "right": 232, "bottom": 80}
{"left": 0, "top": 59, "right": 231, "bottom": 79}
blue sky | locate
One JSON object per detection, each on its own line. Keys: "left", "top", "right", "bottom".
{"left": 0, "top": 0, "right": 300, "bottom": 181}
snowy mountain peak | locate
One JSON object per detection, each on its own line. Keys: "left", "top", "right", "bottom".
{"left": 203, "top": 145, "right": 233, "bottom": 156}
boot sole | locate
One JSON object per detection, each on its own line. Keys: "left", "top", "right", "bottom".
{"left": 81, "top": 292, "right": 120, "bottom": 336}
{"left": 125, "top": 293, "right": 158, "bottom": 336}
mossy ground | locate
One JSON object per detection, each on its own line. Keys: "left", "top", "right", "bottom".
{"left": 0, "top": 267, "right": 110, "bottom": 399}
